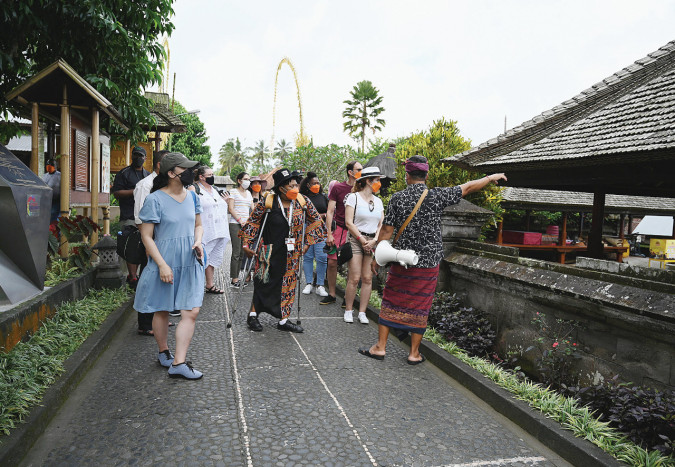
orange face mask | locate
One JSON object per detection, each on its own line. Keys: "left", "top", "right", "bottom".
{"left": 46, "top": 165, "right": 56, "bottom": 174}
{"left": 251, "top": 183, "right": 262, "bottom": 193}
{"left": 285, "top": 187, "right": 299, "bottom": 200}
{"left": 309, "top": 184, "right": 320, "bottom": 194}
{"left": 371, "top": 180, "right": 382, "bottom": 193}
{"left": 353, "top": 170, "right": 362, "bottom": 179}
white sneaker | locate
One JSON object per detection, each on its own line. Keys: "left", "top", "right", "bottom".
{"left": 343, "top": 310, "right": 354, "bottom": 323}
{"left": 302, "top": 284, "right": 314, "bottom": 295}
{"left": 358, "top": 312, "right": 369, "bottom": 324}
{"left": 316, "top": 286, "right": 329, "bottom": 297}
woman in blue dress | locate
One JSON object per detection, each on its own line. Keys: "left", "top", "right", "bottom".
{"left": 134, "top": 152, "right": 206, "bottom": 380}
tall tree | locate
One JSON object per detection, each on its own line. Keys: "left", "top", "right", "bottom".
{"left": 0, "top": 0, "right": 175, "bottom": 142}
{"left": 247, "top": 139, "right": 272, "bottom": 174}
{"left": 169, "top": 101, "right": 212, "bottom": 166}
{"left": 274, "top": 139, "right": 293, "bottom": 160}
{"left": 342, "top": 80, "right": 386, "bottom": 154}
{"left": 218, "top": 137, "right": 248, "bottom": 173}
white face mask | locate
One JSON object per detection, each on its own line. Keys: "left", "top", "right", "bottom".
{"left": 241, "top": 180, "right": 251, "bottom": 189}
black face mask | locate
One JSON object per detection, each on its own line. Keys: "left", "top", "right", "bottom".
{"left": 132, "top": 156, "right": 145, "bottom": 168}
{"left": 205, "top": 176, "right": 215, "bottom": 186}
{"left": 176, "top": 169, "right": 194, "bottom": 186}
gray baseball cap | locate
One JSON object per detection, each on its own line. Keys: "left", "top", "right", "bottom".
{"left": 159, "top": 152, "right": 199, "bottom": 174}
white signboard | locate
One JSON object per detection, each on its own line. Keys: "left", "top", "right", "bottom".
{"left": 101, "top": 144, "right": 110, "bottom": 193}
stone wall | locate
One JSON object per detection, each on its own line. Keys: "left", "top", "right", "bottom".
{"left": 438, "top": 202, "right": 675, "bottom": 390}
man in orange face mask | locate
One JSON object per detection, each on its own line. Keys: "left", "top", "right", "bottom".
{"left": 323, "top": 160, "right": 363, "bottom": 305}
{"left": 239, "top": 169, "right": 326, "bottom": 332}
{"left": 41, "top": 158, "right": 61, "bottom": 222}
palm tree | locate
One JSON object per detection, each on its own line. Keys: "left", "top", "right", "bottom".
{"left": 218, "top": 138, "right": 248, "bottom": 173}
{"left": 247, "top": 139, "right": 270, "bottom": 173}
{"left": 342, "top": 80, "right": 386, "bottom": 154}
{"left": 274, "top": 139, "right": 293, "bottom": 160}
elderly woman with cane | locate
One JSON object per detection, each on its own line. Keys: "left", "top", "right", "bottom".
{"left": 240, "top": 169, "right": 326, "bottom": 333}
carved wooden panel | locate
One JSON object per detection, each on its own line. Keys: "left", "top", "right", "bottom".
{"left": 74, "top": 130, "right": 88, "bottom": 191}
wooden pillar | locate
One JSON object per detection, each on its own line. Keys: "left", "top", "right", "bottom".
{"left": 619, "top": 214, "right": 626, "bottom": 241}
{"left": 59, "top": 84, "right": 70, "bottom": 257}
{"left": 154, "top": 132, "right": 161, "bottom": 152}
{"left": 588, "top": 192, "right": 606, "bottom": 259}
{"left": 578, "top": 212, "right": 584, "bottom": 239}
{"left": 628, "top": 215, "right": 634, "bottom": 235}
{"left": 125, "top": 139, "right": 131, "bottom": 166}
{"left": 90, "top": 108, "right": 100, "bottom": 246}
{"left": 525, "top": 210, "right": 531, "bottom": 231}
{"left": 558, "top": 212, "right": 568, "bottom": 246}
{"left": 496, "top": 221, "right": 503, "bottom": 245}
{"left": 102, "top": 206, "right": 110, "bottom": 236}
{"left": 31, "top": 103, "right": 39, "bottom": 174}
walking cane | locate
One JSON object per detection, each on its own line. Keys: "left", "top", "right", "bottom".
{"left": 226, "top": 208, "right": 270, "bottom": 328}
{"left": 295, "top": 207, "right": 308, "bottom": 325}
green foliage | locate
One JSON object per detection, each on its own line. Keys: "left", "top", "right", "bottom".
{"left": 218, "top": 138, "right": 249, "bottom": 174}
{"left": 168, "top": 101, "right": 212, "bottom": 166}
{"left": 0, "top": 0, "right": 175, "bottom": 142}
{"left": 48, "top": 215, "right": 100, "bottom": 273}
{"left": 230, "top": 165, "right": 247, "bottom": 182}
{"left": 425, "top": 329, "right": 673, "bottom": 466}
{"left": 247, "top": 139, "right": 276, "bottom": 174}
{"left": 0, "top": 287, "right": 130, "bottom": 436}
{"left": 284, "top": 143, "right": 369, "bottom": 187}
{"left": 529, "top": 312, "right": 582, "bottom": 389}
{"left": 44, "top": 259, "right": 79, "bottom": 287}
{"left": 388, "top": 118, "right": 503, "bottom": 227}
{"left": 343, "top": 80, "right": 386, "bottom": 154}
{"left": 274, "top": 139, "right": 294, "bottom": 160}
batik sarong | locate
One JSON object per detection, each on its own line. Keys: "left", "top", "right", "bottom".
{"left": 378, "top": 264, "right": 439, "bottom": 335}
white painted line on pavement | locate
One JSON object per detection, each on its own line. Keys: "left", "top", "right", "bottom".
{"left": 291, "top": 334, "right": 378, "bottom": 467}
{"left": 437, "top": 456, "right": 547, "bottom": 467}
{"left": 227, "top": 327, "right": 253, "bottom": 466}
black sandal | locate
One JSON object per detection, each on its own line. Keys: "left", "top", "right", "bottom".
{"left": 205, "top": 285, "right": 225, "bottom": 294}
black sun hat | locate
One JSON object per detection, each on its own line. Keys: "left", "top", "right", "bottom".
{"left": 272, "top": 168, "right": 302, "bottom": 189}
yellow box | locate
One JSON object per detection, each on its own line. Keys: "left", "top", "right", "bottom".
{"left": 650, "top": 238, "right": 675, "bottom": 259}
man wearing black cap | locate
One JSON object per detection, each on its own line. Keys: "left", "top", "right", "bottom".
{"left": 113, "top": 146, "right": 150, "bottom": 288}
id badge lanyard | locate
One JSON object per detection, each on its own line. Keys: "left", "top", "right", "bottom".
{"left": 278, "top": 196, "right": 295, "bottom": 251}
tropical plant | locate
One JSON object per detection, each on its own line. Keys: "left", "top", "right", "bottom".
{"left": 388, "top": 118, "right": 504, "bottom": 230}
{"left": 0, "top": 0, "right": 175, "bottom": 142}
{"left": 230, "top": 165, "right": 247, "bottom": 182}
{"left": 0, "top": 287, "right": 130, "bottom": 436}
{"left": 48, "top": 215, "right": 100, "bottom": 271}
{"left": 274, "top": 139, "right": 294, "bottom": 161}
{"left": 342, "top": 80, "right": 386, "bottom": 154}
{"left": 218, "top": 137, "right": 249, "bottom": 173}
{"left": 284, "top": 143, "right": 368, "bottom": 187}
{"left": 247, "top": 139, "right": 276, "bottom": 174}
{"left": 168, "top": 100, "right": 212, "bottom": 166}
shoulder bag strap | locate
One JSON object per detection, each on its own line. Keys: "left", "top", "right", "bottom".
{"left": 393, "top": 189, "right": 428, "bottom": 246}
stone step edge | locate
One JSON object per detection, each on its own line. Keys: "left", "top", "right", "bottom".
{"left": 340, "top": 287, "right": 622, "bottom": 467}
{"left": 0, "top": 295, "right": 135, "bottom": 466}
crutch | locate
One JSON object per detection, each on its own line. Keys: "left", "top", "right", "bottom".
{"left": 294, "top": 207, "right": 308, "bottom": 325}
{"left": 226, "top": 208, "right": 270, "bottom": 328}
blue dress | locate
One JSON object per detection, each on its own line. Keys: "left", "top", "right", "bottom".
{"left": 134, "top": 190, "right": 206, "bottom": 313}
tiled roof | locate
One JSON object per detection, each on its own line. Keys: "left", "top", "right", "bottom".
{"left": 446, "top": 40, "right": 675, "bottom": 170}
{"left": 502, "top": 187, "right": 675, "bottom": 215}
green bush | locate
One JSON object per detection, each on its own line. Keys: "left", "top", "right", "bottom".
{"left": 0, "top": 287, "right": 130, "bottom": 437}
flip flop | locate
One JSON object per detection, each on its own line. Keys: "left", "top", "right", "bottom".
{"left": 138, "top": 329, "right": 154, "bottom": 336}
{"left": 358, "top": 346, "right": 385, "bottom": 360}
{"left": 407, "top": 354, "right": 426, "bottom": 365}
{"left": 205, "top": 285, "right": 225, "bottom": 294}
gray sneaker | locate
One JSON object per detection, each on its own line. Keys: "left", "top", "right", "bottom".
{"left": 168, "top": 361, "right": 203, "bottom": 380}
{"left": 158, "top": 350, "right": 174, "bottom": 367}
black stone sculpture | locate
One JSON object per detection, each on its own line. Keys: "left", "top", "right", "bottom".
{"left": 0, "top": 144, "right": 52, "bottom": 305}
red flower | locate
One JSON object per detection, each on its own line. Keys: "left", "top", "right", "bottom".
{"left": 552, "top": 342, "right": 559, "bottom": 348}
{"left": 572, "top": 343, "right": 577, "bottom": 347}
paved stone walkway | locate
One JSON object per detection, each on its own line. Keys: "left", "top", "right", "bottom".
{"left": 21, "top": 261, "right": 568, "bottom": 466}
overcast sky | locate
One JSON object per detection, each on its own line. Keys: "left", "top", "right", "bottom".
{"left": 166, "top": 0, "right": 675, "bottom": 165}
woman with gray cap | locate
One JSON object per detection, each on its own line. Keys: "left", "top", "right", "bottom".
{"left": 134, "top": 152, "right": 206, "bottom": 380}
